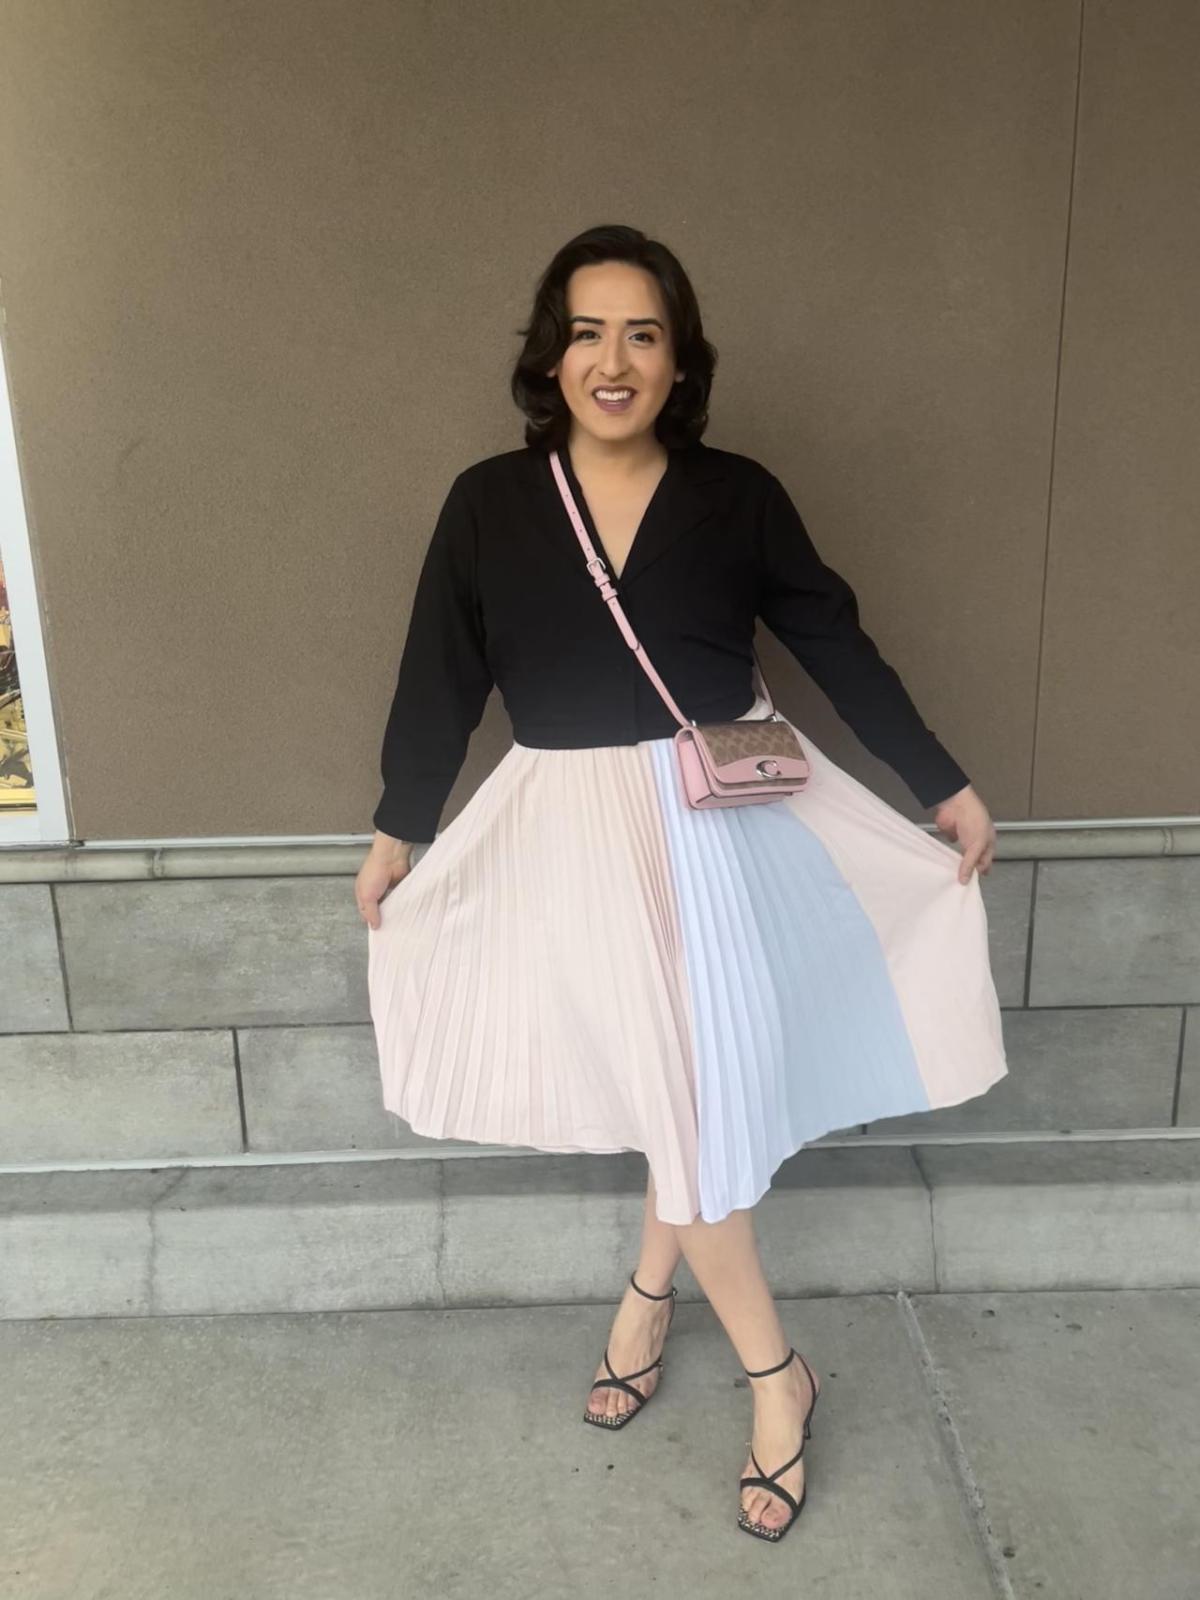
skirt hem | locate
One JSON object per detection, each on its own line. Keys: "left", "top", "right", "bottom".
{"left": 385, "top": 1052, "right": 1008, "bottom": 1226}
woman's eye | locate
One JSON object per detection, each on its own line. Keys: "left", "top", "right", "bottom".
{"left": 571, "top": 329, "right": 656, "bottom": 343}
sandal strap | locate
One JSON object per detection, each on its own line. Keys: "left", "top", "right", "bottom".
{"left": 795, "top": 1349, "right": 819, "bottom": 1428}
{"left": 743, "top": 1345, "right": 796, "bottom": 1379}
{"left": 589, "top": 1375, "right": 650, "bottom": 1406}
{"left": 586, "top": 1280, "right": 674, "bottom": 1411}
{"left": 738, "top": 1474, "right": 801, "bottom": 1519}
{"left": 749, "top": 1437, "right": 806, "bottom": 1482}
{"left": 629, "top": 1270, "right": 676, "bottom": 1301}
{"left": 600, "top": 1344, "right": 663, "bottom": 1385}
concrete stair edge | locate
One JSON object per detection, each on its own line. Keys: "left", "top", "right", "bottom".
{"left": 0, "top": 1140, "right": 1197, "bottom": 1320}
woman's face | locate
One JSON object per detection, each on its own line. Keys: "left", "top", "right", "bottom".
{"left": 547, "top": 261, "right": 684, "bottom": 447}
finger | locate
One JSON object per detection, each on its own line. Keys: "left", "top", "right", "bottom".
{"left": 958, "top": 846, "right": 982, "bottom": 884}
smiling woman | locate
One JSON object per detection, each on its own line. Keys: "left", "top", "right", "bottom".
{"left": 563, "top": 307, "right": 668, "bottom": 412}
{"left": 360, "top": 223, "right": 1004, "bottom": 1546}
{"left": 535, "top": 264, "right": 695, "bottom": 580}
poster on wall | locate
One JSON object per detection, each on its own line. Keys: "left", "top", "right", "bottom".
{"left": 0, "top": 551, "right": 35, "bottom": 810}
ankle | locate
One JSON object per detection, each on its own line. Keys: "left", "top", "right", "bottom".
{"left": 750, "top": 1356, "right": 814, "bottom": 1413}
{"left": 744, "top": 1345, "right": 794, "bottom": 1380}
{"left": 630, "top": 1268, "right": 676, "bottom": 1299}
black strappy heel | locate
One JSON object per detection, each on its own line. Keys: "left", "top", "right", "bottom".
{"left": 582, "top": 1270, "right": 678, "bottom": 1430}
{"left": 736, "top": 1345, "right": 820, "bottom": 1542}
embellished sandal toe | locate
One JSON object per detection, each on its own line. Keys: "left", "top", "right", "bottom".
{"left": 736, "top": 1345, "right": 820, "bottom": 1543}
{"left": 583, "top": 1270, "right": 677, "bottom": 1431}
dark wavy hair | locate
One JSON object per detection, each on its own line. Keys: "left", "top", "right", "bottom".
{"left": 511, "top": 224, "right": 717, "bottom": 452}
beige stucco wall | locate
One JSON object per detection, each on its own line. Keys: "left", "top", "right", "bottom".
{"left": 0, "top": 0, "right": 1194, "bottom": 841}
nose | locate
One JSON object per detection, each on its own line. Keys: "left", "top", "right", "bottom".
{"left": 597, "top": 331, "right": 630, "bottom": 380}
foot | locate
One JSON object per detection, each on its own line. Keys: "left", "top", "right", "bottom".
{"left": 739, "top": 1351, "right": 820, "bottom": 1533}
{"left": 584, "top": 1276, "right": 675, "bottom": 1423}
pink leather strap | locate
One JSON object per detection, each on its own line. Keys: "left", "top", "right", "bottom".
{"left": 549, "top": 449, "right": 775, "bottom": 729}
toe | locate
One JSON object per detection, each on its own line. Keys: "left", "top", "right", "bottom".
{"left": 739, "top": 1471, "right": 761, "bottom": 1523}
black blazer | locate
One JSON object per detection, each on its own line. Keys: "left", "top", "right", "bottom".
{"left": 373, "top": 439, "right": 970, "bottom": 841}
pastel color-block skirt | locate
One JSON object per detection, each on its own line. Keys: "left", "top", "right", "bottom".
{"left": 366, "top": 695, "right": 1008, "bottom": 1225}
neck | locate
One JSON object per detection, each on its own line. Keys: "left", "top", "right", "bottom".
{"left": 566, "top": 425, "right": 667, "bottom": 479}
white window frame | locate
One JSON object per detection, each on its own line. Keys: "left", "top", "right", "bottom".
{"left": 0, "top": 329, "right": 72, "bottom": 846}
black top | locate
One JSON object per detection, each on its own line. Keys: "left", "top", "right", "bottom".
{"left": 373, "top": 438, "right": 971, "bottom": 841}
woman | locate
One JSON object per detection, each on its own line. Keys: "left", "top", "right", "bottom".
{"left": 356, "top": 224, "right": 1006, "bottom": 1544}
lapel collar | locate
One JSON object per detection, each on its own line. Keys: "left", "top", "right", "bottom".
{"left": 526, "top": 438, "right": 726, "bottom": 589}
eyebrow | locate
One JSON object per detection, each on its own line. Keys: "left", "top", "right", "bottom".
{"left": 568, "top": 315, "right": 664, "bottom": 329}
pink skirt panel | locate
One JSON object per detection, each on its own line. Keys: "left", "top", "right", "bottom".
{"left": 367, "top": 738, "right": 705, "bottom": 1224}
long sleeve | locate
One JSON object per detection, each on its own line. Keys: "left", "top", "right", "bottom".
{"left": 756, "top": 471, "right": 971, "bottom": 809}
{"left": 372, "top": 472, "right": 495, "bottom": 842}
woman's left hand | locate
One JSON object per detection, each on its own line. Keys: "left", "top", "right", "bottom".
{"left": 931, "top": 784, "right": 997, "bottom": 883}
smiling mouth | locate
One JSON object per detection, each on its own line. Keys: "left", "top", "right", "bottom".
{"left": 593, "top": 387, "right": 637, "bottom": 406}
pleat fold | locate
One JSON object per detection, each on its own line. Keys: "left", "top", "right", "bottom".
{"left": 646, "top": 740, "right": 935, "bottom": 1221}
{"left": 367, "top": 714, "right": 1007, "bottom": 1229}
{"left": 367, "top": 739, "right": 703, "bottom": 1224}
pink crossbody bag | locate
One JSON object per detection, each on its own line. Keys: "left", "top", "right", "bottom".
{"left": 549, "top": 449, "right": 810, "bottom": 809}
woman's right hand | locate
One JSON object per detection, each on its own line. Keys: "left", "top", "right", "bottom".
{"left": 356, "top": 834, "right": 415, "bottom": 929}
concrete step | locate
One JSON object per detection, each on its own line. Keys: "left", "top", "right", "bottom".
{"left": 2, "top": 1139, "right": 1198, "bottom": 1320}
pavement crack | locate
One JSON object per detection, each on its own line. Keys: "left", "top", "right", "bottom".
{"left": 145, "top": 1168, "right": 189, "bottom": 1313}
{"left": 910, "top": 1145, "right": 939, "bottom": 1291}
{"left": 896, "top": 1290, "right": 1016, "bottom": 1600}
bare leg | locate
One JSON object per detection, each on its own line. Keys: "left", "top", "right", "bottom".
{"left": 585, "top": 1168, "right": 683, "bottom": 1421}
{"left": 673, "top": 1202, "right": 818, "bottom": 1532}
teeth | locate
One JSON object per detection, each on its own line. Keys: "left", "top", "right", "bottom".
{"left": 596, "top": 389, "right": 634, "bottom": 400}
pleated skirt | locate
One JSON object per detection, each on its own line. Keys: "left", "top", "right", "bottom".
{"left": 366, "top": 694, "right": 1008, "bottom": 1225}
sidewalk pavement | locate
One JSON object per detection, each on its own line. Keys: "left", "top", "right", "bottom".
{"left": 2, "top": 1288, "right": 1197, "bottom": 1599}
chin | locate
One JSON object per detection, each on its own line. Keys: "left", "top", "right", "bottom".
{"left": 571, "top": 407, "right": 659, "bottom": 442}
